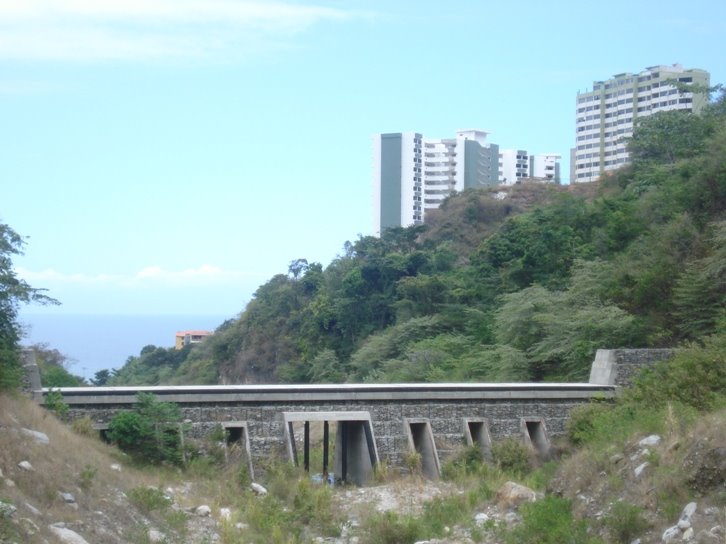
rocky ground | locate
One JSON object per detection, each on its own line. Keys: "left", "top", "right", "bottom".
{"left": 1, "top": 393, "right": 724, "bottom": 543}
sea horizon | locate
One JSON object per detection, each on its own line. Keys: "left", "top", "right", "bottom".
{"left": 19, "top": 312, "right": 232, "bottom": 381}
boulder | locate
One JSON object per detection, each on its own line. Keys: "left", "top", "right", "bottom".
{"left": 251, "top": 482, "right": 268, "bottom": 496}
{"left": 195, "top": 505, "right": 211, "bottom": 517}
{"left": 21, "top": 428, "right": 49, "bottom": 445}
{"left": 639, "top": 435, "right": 662, "bottom": 447}
{"left": 148, "top": 529, "right": 165, "bottom": 542}
{"left": 49, "top": 524, "right": 91, "bottom": 544}
{"left": 634, "top": 462, "right": 650, "bottom": 478}
{"left": 496, "top": 481, "right": 537, "bottom": 510}
{"left": 662, "top": 525, "right": 681, "bottom": 543}
{"left": 0, "top": 500, "right": 17, "bottom": 518}
{"left": 18, "top": 460, "right": 34, "bottom": 471}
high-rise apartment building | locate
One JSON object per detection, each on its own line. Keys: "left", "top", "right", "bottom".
{"left": 573, "top": 64, "right": 710, "bottom": 183}
{"left": 498, "top": 151, "right": 561, "bottom": 185}
{"left": 373, "top": 130, "right": 499, "bottom": 233}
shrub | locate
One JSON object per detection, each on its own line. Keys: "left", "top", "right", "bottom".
{"left": 627, "top": 334, "right": 726, "bottom": 411}
{"left": 106, "top": 393, "right": 183, "bottom": 465}
{"left": 359, "top": 511, "right": 421, "bottom": 544}
{"left": 603, "top": 501, "right": 649, "bottom": 543}
{"left": 71, "top": 415, "right": 95, "bottom": 436}
{"left": 504, "top": 496, "right": 600, "bottom": 544}
{"left": 567, "top": 402, "right": 611, "bottom": 445}
{"left": 78, "top": 465, "right": 97, "bottom": 490}
{"left": 128, "top": 486, "right": 171, "bottom": 514}
{"left": 492, "top": 438, "right": 531, "bottom": 476}
{"left": 45, "top": 389, "right": 69, "bottom": 421}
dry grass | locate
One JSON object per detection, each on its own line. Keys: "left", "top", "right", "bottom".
{"left": 0, "top": 392, "right": 193, "bottom": 543}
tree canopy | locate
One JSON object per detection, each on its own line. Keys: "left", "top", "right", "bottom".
{"left": 108, "top": 89, "right": 726, "bottom": 386}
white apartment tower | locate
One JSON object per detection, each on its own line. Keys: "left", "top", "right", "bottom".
{"left": 499, "top": 150, "right": 561, "bottom": 185}
{"left": 373, "top": 130, "right": 499, "bottom": 233}
{"left": 574, "top": 64, "right": 710, "bottom": 183}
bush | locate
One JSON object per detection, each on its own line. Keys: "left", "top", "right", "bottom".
{"left": 359, "top": 511, "right": 421, "bottom": 544}
{"left": 107, "top": 393, "right": 184, "bottom": 465}
{"left": 567, "top": 402, "right": 611, "bottom": 445}
{"left": 71, "top": 415, "right": 95, "bottom": 436}
{"left": 627, "top": 334, "right": 726, "bottom": 411}
{"left": 492, "top": 438, "right": 531, "bottom": 475}
{"left": 128, "top": 486, "right": 171, "bottom": 513}
{"left": 45, "top": 389, "right": 69, "bottom": 421}
{"left": 504, "top": 496, "right": 601, "bottom": 544}
{"left": 603, "top": 501, "right": 649, "bottom": 543}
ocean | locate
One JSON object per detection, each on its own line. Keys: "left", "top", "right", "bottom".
{"left": 19, "top": 313, "right": 231, "bottom": 380}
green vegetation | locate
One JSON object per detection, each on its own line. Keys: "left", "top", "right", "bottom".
{"left": 503, "top": 496, "right": 600, "bottom": 544}
{"left": 107, "top": 392, "right": 185, "bottom": 465}
{"left": 0, "top": 224, "right": 58, "bottom": 390}
{"left": 105, "top": 88, "right": 725, "bottom": 387}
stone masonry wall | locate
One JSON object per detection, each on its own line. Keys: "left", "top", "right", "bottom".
{"left": 66, "top": 396, "right": 587, "bottom": 470}
{"left": 612, "top": 349, "right": 676, "bottom": 387}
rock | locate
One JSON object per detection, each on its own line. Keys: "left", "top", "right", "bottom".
{"left": 682, "top": 527, "right": 694, "bottom": 541}
{"left": 0, "top": 467, "right": 3, "bottom": 478}
{"left": 110, "top": 464, "right": 121, "bottom": 472}
{"left": 679, "top": 519, "right": 692, "bottom": 530}
{"left": 474, "top": 512, "right": 489, "bottom": 526}
{"left": 0, "top": 500, "right": 17, "bottom": 517}
{"left": 195, "top": 505, "right": 211, "bottom": 517}
{"left": 220, "top": 507, "right": 231, "bottom": 521}
{"left": 639, "top": 435, "right": 662, "bottom": 447}
{"left": 663, "top": 525, "right": 681, "bottom": 543}
{"left": 49, "top": 524, "right": 91, "bottom": 544}
{"left": 504, "top": 512, "right": 520, "bottom": 524}
{"left": 251, "top": 482, "right": 268, "bottom": 496}
{"left": 634, "top": 462, "right": 650, "bottom": 478}
{"left": 21, "top": 428, "right": 49, "bottom": 445}
{"left": 680, "top": 502, "right": 697, "bottom": 524}
{"left": 148, "top": 529, "right": 165, "bottom": 542}
{"left": 610, "top": 453, "right": 625, "bottom": 464}
{"left": 59, "top": 492, "right": 76, "bottom": 503}
{"left": 18, "top": 460, "right": 34, "bottom": 471}
{"left": 24, "top": 502, "right": 41, "bottom": 516}
{"left": 496, "top": 481, "right": 537, "bottom": 509}
{"left": 4, "top": 479, "right": 15, "bottom": 487}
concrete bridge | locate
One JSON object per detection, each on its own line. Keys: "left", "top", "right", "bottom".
{"left": 27, "top": 349, "right": 673, "bottom": 484}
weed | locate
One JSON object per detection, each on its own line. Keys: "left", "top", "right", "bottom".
{"left": 71, "top": 415, "right": 96, "bottom": 436}
{"left": 78, "top": 464, "right": 97, "bottom": 490}
{"left": 359, "top": 510, "right": 420, "bottom": 544}
{"left": 404, "top": 451, "right": 422, "bottom": 476}
{"left": 491, "top": 438, "right": 531, "bottom": 476}
{"left": 503, "top": 496, "right": 602, "bottom": 544}
{"left": 128, "top": 486, "right": 171, "bottom": 514}
{"left": 45, "top": 389, "right": 69, "bottom": 421}
{"left": 602, "top": 501, "right": 649, "bottom": 543}
{"left": 373, "top": 458, "right": 390, "bottom": 483}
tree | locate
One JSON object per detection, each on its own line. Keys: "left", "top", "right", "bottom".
{"left": 92, "top": 369, "right": 111, "bottom": 386}
{"left": 0, "top": 223, "right": 58, "bottom": 389}
{"left": 107, "top": 392, "right": 184, "bottom": 464}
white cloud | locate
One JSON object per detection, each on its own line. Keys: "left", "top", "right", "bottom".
{"left": 0, "top": 0, "right": 359, "bottom": 61}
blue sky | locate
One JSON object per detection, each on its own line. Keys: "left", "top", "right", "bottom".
{"left": 4, "top": 0, "right": 725, "bottom": 318}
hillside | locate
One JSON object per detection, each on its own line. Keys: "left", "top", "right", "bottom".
{"left": 102, "top": 91, "right": 726, "bottom": 389}
{"left": 2, "top": 339, "right": 725, "bottom": 543}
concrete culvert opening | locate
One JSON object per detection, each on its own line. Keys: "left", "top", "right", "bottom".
{"left": 522, "top": 418, "right": 550, "bottom": 457}
{"left": 283, "top": 412, "right": 378, "bottom": 486}
{"left": 405, "top": 419, "right": 440, "bottom": 479}
{"left": 463, "top": 418, "right": 492, "bottom": 459}
{"left": 221, "top": 421, "right": 254, "bottom": 480}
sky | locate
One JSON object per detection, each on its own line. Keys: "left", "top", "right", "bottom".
{"left": 3, "top": 0, "right": 725, "bottom": 319}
